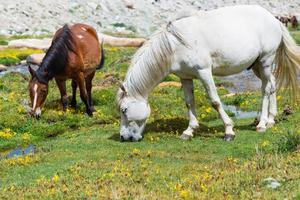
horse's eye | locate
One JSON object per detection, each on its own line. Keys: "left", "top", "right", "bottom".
{"left": 41, "top": 89, "right": 47, "bottom": 93}
{"left": 122, "top": 108, "right": 127, "bottom": 114}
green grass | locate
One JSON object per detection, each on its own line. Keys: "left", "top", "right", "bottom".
{"left": 0, "top": 42, "right": 300, "bottom": 198}
{"left": 0, "top": 48, "right": 44, "bottom": 66}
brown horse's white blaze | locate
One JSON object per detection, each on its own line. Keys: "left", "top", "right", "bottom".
{"left": 32, "top": 84, "right": 39, "bottom": 115}
{"left": 28, "top": 23, "right": 105, "bottom": 118}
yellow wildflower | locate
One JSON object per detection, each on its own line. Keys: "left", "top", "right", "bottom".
{"left": 132, "top": 148, "right": 140, "bottom": 156}
{"left": 262, "top": 140, "right": 270, "bottom": 147}
{"left": 180, "top": 190, "right": 190, "bottom": 199}
{"left": 52, "top": 174, "right": 60, "bottom": 183}
{"left": 205, "top": 107, "right": 212, "bottom": 113}
{"left": 0, "top": 128, "right": 16, "bottom": 139}
{"left": 22, "top": 132, "right": 32, "bottom": 142}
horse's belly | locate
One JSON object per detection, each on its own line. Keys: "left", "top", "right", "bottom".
{"left": 211, "top": 48, "right": 259, "bottom": 76}
{"left": 212, "top": 59, "right": 256, "bottom": 76}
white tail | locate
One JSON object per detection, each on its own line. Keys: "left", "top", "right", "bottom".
{"left": 275, "top": 23, "right": 300, "bottom": 99}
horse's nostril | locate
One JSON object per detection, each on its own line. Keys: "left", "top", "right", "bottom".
{"left": 120, "top": 135, "right": 125, "bottom": 142}
{"left": 129, "top": 136, "right": 133, "bottom": 141}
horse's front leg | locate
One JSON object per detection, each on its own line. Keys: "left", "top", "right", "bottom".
{"left": 55, "top": 78, "right": 68, "bottom": 111}
{"left": 71, "top": 79, "right": 77, "bottom": 109}
{"left": 197, "top": 68, "right": 235, "bottom": 141}
{"left": 85, "top": 71, "right": 96, "bottom": 112}
{"left": 77, "top": 72, "right": 93, "bottom": 116}
{"left": 180, "top": 79, "right": 199, "bottom": 140}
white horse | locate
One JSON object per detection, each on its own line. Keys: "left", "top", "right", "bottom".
{"left": 117, "top": 5, "right": 300, "bottom": 142}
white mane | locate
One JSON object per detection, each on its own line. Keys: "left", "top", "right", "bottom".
{"left": 118, "top": 22, "right": 188, "bottom": 103}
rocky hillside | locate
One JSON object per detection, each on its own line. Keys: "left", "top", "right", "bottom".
{"left": 0, "top": 0, "right": 299, "bottom": 36}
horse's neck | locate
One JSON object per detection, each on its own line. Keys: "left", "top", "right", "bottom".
{"left": 36, "top": 66, "right": 51, "bottom": 84}
{"left": 124, "top": 63, "right": 170, "bottom": 100}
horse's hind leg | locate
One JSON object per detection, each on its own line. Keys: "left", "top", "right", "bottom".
{"left": 196, "top": 68, "right": 235, "bottom": 141}
{"left": 85, "top": 71, "right": 96, "bottom": 112}
{"left": 180, "top": 79, "right": 199, "bottom": 140}
{"left": 77, "top": 72, "right": 93, "bottom": 116}
{"left": 255, "top": 57, "right": 277, "bottom": 132}
{"left": 71, "top": 79, "right": 77, "bottom": 109}
{"left": 55, "top": 78, "right": 68, "bottom": 111}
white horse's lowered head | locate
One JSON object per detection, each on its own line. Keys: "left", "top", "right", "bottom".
{"left": 117, "top": 5, "right": 300, "bottom": 142}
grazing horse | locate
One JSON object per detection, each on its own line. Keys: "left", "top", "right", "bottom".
{"left": 117, "top": 5, "right": 300, "bottom": 142}
{"left": 290, "top": 16, "right": 298, "bottom": 29}
{"left": 29, "top": 23, "right": 104, "bottom": 118}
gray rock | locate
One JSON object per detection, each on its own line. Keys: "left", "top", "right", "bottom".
{"left": 0, "top": 64, "right": 8, "bottom": 72}
{"left": 26, "top": 53, "right": 45, "bottom": 65}
{"left": 264, "top": 177, "right": 281, "bottom": 189}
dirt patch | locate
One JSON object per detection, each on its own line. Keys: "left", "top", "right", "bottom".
{"left": 94, "top": 73, "right": 120, "bottom": 89}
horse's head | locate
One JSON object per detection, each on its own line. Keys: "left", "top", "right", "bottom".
{"left": 28, "top": 66, "right": 49, "bottom": 118}
{"left": 117, "top": 85, "right": 150, "bottom": 142}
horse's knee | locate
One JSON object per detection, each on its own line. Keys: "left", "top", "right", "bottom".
{"left": 211, "top": 101, "right": 220, "bottom": 110}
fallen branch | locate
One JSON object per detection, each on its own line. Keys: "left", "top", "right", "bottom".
{"left": 8, "top": 34, "right": 146, "bottom": 50}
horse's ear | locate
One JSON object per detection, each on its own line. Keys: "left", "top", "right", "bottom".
{"left": 118, "top": 81, "right": 127, "bottom": 95}
{"left": 28, "top": 65, "right": 36, "bottom": 77}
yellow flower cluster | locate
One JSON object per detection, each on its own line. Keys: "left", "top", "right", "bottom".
{"left": 5, "top": 155, "right": 38, "bottom": 166}
{"left": 261, "top": 140, "right": 270, "bottom": 147}
{"left": 22, "top": 132, "right": 32, "bottom": 142}
{"left": 0, "top": 48, "right": 43, "bottom": 62}
{"left": 0, "top": 128, "right": 16, "bottom": 139}
{"left": 132, "top": 148, "right": 141, "bottom": 156}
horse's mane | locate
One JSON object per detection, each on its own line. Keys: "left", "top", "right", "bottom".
{"left": 36, "top": 24, "right": 76, "bottom": 83}
{"left": 117, "top": 22, "right": 188, "bottom": 105}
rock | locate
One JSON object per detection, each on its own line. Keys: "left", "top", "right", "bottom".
{"left": 264, "top": 177, "right": 281, "bottom": 189}
{"left": 123, "top": 0, "right": 134, "bottom": 9}
{"left": 20, "top": 60, "right": 27, "bottom": 65}
{"left": 8, "top": 38, "right": 51, "bottom": 50}
{"left": 283, "top": 106, "right": 293, "bottom": 115}
{"left": 0, "top": 64, "right": 8, "bottom": 72}
{"left": 87, "top": 2, "right": 99, "bottom": 10}
{"left": 26, "top": 53, "right": 46, "bottom": 65}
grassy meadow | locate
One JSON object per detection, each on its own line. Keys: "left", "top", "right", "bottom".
{"left": 0, "top": 32, "right": 300, "bottom": 199}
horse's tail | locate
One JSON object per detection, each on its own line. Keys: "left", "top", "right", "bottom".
{"left": 97, "top": 39, "right": 105, "bottom": 70}
{"left": 275, "top": 23, "right": 300, "bottom": 100}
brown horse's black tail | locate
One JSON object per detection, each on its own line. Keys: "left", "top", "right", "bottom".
{"left": 97, "top": 45, "right": 105, "bottom": 70}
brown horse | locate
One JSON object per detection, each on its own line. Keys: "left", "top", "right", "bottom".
{"left": 28, "top": 23, "right": 104, "bottom": 118}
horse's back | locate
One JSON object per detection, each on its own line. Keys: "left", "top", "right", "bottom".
{"left": 70, "top": 24, "right": 101, "bottom": 72}
{"left": 172, "top": 5, "right": 282, "bottom": 76}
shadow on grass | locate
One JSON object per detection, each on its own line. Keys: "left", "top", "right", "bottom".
{"left": 108, "top": 117, "right": 256, "bottom": 142}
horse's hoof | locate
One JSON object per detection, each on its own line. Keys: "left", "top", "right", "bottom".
{"left": 86, "top": 110, "right": 93, "bottom": 117}
{"left": 266, "top": 122, "right": 275, "bottom": 128}
{"left": 224, "top": 134, "right": 235, "bottom": 142}
{"left": 256, "top": 126, "right": 266, "bottom": 133}
{"left": 180, "top": 134, "right": 192, "bottom": 140}
{"left": 90, "top": 106, "right": 96, "bottom": 112}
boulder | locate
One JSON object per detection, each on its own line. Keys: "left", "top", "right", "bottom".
{"left": 123, "top": 0, "right": 134, "bottom": 9}
{"left": 26, "top": 53, "right": 45, "bottom": 65}
{"left": 0, "top": 64, "right": 8, "bottom": 72}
